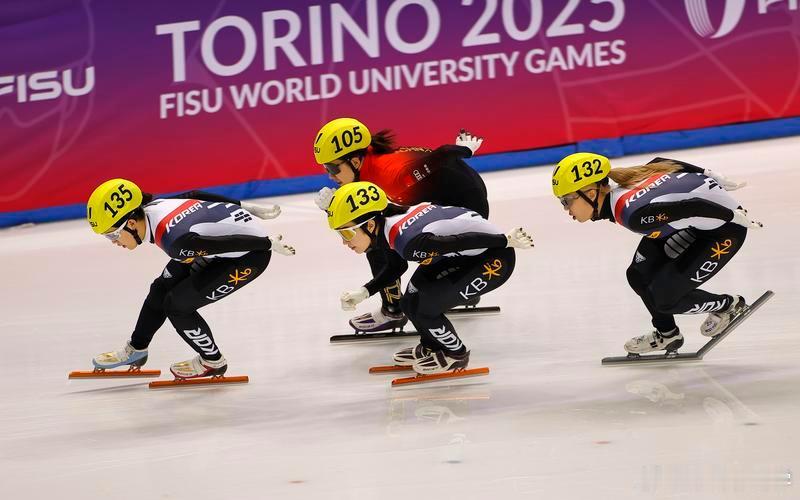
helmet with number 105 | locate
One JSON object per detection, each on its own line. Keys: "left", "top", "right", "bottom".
{"left": 87, "top": 178, "right": 143, "bottom": 234}
{"left": 552, "top": 152, "right": 611, "bottom": 197}
{"left": 327, "top": 182, "right": 388, "bottom": 230}
{"left": 314, "top": 118, "right": 372, "bottom": 164}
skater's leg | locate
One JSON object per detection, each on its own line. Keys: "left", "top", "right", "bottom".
{"left": 164, "top": 251, "right": 270, "bottom": 361}
{"left": 400, "top": 248, "right": 515, "bottom": 372}
{"left": 94, "top": 261, "right": 191, "bottom": 368}
{"left": 626, "top": 236, "right": 675, "bottom": 332}
{"left": 129, "top": 260, "right": 191, "bottom": 350}
{"left": 647, "top": 224, "right": 747, "bottom": 316}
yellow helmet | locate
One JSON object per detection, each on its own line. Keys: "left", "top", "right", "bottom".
{"left": 327, "top": 182, "right": 388, "bottom": 230}
{"left": 314, "top": 117, "right": 371, "bottom": 164}
{"left": 552, "top": 152, "right": 611, "bottom": 197}
{"left": 87, "top": 178, "right": 143, "bottom": 234}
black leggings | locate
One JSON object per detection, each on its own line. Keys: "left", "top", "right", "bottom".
{"left": 626, "top": 223, "right": 747, "bottom": 332}
{"left": 400, "top": 247, "right": 516, "bottom": 353}
{"left": 129, "top": 251, "right": 270, "bottom": 360}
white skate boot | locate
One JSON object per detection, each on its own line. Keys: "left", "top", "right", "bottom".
{"left": 701, "top": 295, "right": 746, "bottom": 337}
{"left": 170, "top": 355, "right": 228, "bottom": 379}
{"left": 413, "top": 349, "right": 470, "bottom": 375}
{"left": 624, "top": 328, "right": 684, "bottom": 354}
{"left": 393, "top": 344, "right": 431, "bottom": 366}
{"left": 93, "top": 342, "right": 148, "bottom": 370}
{"left": 349, "top": 307, "right": 408, "bottom": 333}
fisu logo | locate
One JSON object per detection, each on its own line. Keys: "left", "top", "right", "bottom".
{"left": 684, "top": 0, "right": 746, "bottom": 38}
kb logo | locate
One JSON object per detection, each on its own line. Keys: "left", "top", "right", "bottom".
{"left": 684, "top": 0, "right": 746, "bottom": 38}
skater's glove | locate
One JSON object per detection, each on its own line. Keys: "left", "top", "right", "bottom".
{"left": 704, "top": 169, "right": 746, "bottom": 191}
{"left": 340, "top": 287, "right": 369, "bottom": 311}
{"left": 506, "top": 227, "right": 534, "bottom": 249}
{"left": 269, "top": 234, "right": 296, "bottom": 256}
{"left": 731, "top": 208, "right": 763, "bottom": 229}
{"left": 315, "top": 187, "right": 336, "bottom": 211}
{"left": 455, "top": 128, "right": 483, "bottom": 156}
{"left": 241, "top": 202, "right": 281, "bottom": 220}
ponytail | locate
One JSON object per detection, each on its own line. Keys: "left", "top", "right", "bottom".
{"left": 369, "top": 129, "right": 397, "bottom": 154}
{"left": 607, "top": 161, "right": 682, "bottom": 189}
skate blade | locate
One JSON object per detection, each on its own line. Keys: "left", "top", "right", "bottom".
{"left": 369, "top": 365, "right": 414, "bottom": 374}
{"left": 69, "top": 368, "right": 162, "bottom": 379}
{"left": 391, "top": 367, "right": 490, "bottom": 386}
{"left": 447, "top": 306, "right": 501, "bottom": 316}
{"left": 330, "top": 330, "right": 419, "bottom": 343}
{"left": 149, "top": 375, "right": 249, "bottom": 389}
{"left": 602, "top": 290, "right": 774, "bottom": 366}
{"left": 601, "top": 352, "right": 701, "bottom": 365}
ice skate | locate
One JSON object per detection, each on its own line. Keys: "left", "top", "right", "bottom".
{"left": 69, "top": 342, "right": 161, "bottom": 379}
{"left": 624, "top": 328, "right": 684, "bottom": 354}
{"left": 169, "top": 355, "right": 228, "bottom": 379}
{"left": 393, "top": 344, "right": 431, "bottom": 366}
{"left": 92, "top": 341, "right": 148, "bottom": 369}
{"left": 369, "top": 344, "right": 431, "bottom": 374}
{"left": 413, "top": 349, "right": 471, "bottom": 375}
{"left": 701, "top": 295, "right": 746, "bottom": 337}
{"left": 602, "top": 290, "right": 774, "bottom": 365}
{"left": 150, "top": 355, "right": 249, "bottom": 388}
{"left": 331, "top": 307, "right": 417, "bottom": 343}
{"left": 349, "top": 307, "right": 408, "bottom": 333}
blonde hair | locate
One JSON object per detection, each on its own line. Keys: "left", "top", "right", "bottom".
{"left": 607, "top": 161, "right": 682, "bottom": 189}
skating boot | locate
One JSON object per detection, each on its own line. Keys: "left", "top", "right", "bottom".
{"left": 393, "top": 344, "right": 432, "bottom": 366}
{"left": 701, "top": 295, "right": 746, "bottom": 337}
{"left": 93, "top": 341, "right": 148, "bottom": 370}
{"left": 413, "top": 349, "right": 471, "bottom": 375}
{"left": 170, "top": 355, "right": 228, "bottom": 379}
{"left": 349, "top": 307, "right": 408, "bottom": 332}
{"left": 624, "top": 328, "right": 684, "bottom": 354}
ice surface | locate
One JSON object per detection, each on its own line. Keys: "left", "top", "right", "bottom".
{"left": 1, "top": 137, "right": 798, "bottom": 499}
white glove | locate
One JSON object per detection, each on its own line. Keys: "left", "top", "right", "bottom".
{"left": 730, "top": 208, "right": 763, "bottom": 229}
{"left": 315, "top": 187, "right": 336, "bottom": 211}
{"left": 340, "top": 286, "right": 369, "bottom": 311}
{"left": 455, "top": 129, "right": 483, "bottom": 156}
{"left": 704, "top": 169, "right": 746, "bottom": 191}
{"left": 268, "top": 234, "right": 296, "bottom": 256}
{"left": 241, "top": 201, "right": 281, "bottom": 220}
{"left": 505, "top": 227, "right": 534, "bottom": 249}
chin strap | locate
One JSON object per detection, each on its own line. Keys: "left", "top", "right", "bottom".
{"left": 577, "top": 190, "right": 601, "bottom": 221}
{"left": 124, "top": 224, "right": 142, "bottom": 245}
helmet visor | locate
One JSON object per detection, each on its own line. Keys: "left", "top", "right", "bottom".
{"left": 103, "top": 221, "right": 128, "bottom": 241}
{"left": 335, "top": 218, "right": 372, "bottom": 241}
{"left": 558, "top": 194, "right": 579, "bottom": 208}
{"left": 323, "top": 162, "right": 342, "bottom": 176}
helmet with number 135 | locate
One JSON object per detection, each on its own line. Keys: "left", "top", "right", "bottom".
{"left": 87, "top": 178, "right": 143, "bottom": 234}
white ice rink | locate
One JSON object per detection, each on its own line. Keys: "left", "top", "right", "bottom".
{"left": 2, "top": 136, "right": 798, "bottom": 499}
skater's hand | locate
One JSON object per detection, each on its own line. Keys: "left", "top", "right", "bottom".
{"left": 731, "top": 208, "right": 763, "bottom": 229}
{"left": 315, "top": 187, "right": 336, "bottom": 211}
{"left": 455, "top": 129, "right": 483, "bottom": 156}
{"left": 340, "top": 287, "right": 369, "bottom": 311}
{"left": 269, "top": 235, "right": 296, "bottom": 255}
{"left": 242, "top": 202, "right": 281, "bottom": 220}
{"left": 506, "top": 227, "right": 534, "bottom": 249}
{"left": 704, "top": 169, "right": 746, "bottom": 191}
